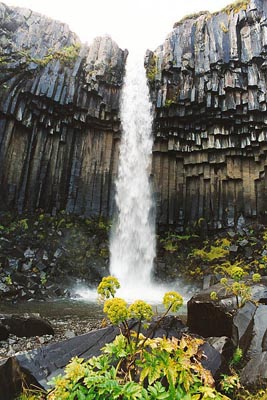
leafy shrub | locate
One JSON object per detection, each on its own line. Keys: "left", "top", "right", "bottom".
{"left": 20, "top": 276, "right": 230, "bottom": 399}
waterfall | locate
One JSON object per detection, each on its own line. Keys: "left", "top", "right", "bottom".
{"left": 109, "top": 52, "right": 156, "bottom": 299}
{"left": 74, "top": 52, "right": 195, "bottom": 304}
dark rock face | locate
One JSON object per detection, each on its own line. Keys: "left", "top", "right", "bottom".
{"left": 187, "top": 279, "right": 267, "bottom": 388}
{"left": 147, "top": 0, "right": 267, "bottom": 229}
{"left": 0, "top": 2, "right": 127, "bottom": 217}
{"left": 0, "top": 357, "right": 38, "bottom": 400}
{"left": 0, "top": 314, "right": 54, "bottom": 337}
{"left": 187, "top": 282, "right": 236, "bottom": 337}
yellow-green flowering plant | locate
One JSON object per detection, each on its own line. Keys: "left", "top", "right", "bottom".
{"left": 97, "top": 275, "right": 120, "bottom": 300}
{"left": 20, "top": 276, "right": 230, "bottom": 400}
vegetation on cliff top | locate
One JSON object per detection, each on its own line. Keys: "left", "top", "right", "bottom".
{"left": 173, "top": 0, "right": 250, "bottom": 29}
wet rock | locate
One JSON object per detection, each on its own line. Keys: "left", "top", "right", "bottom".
{"left": 246, "top": 304, "right": 267, "bottom": 359}
{"left": 24, "top": 248, "right": 35, "bottom": 259}
{"left": 239, "top": 239, "right": 249, "bottom": 247}
{"left": 187, "top": 283, "right": 235, "bottom": 337}
{"left": 64, "top": 330, "right": 76, "bottom": 339}
{"left": 232, "top": 301, "right": 257, "bottom": 352}
{"left": 144, "top": 315, "right": 187, "bottom": 339}
{"left": 0, "top": 323, "right": 9, "bottom": 340}
{"left": 188, "top": 278, "right": 267, "bottom": 339}
{"left": 229, "top": 245, "right": 239, "bottom": 253}
{"left": 241, "top": 352, "right": 267, "bottom": 388}
{"left": 0, "top": 357, "right": 31, "bottom": 400}
{"left": 0, "top": 314, "right": 54, "bottom": 338}
{"left": 4, "top": 318, "right": 224, "bottom": 392}
{"left": 16, "top": 325, "right": 120, "bottom": 389}
{"left": 207, "top": 336, "right": 233, "bottom": 367}
{"left": 200, "top": 341, "right": 225, "bottom": 380}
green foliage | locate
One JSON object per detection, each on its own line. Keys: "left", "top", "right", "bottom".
{"left": 5, "top": 275, "right": 12, "bottom": 285}
{"left": 173, "top": 11, "right": 210, "bottom": 28}
{"left": 230, "top": 347, "right": 243, "bottom": 366}
{"left": 164, "top": 99, "right": 176, "bottom": 108}
{"left": 220, "top": 0, "right": 249, "bottom": 15}
{"left": 220, "top": 373, "right": 241, "bottom": 395}
{"left": 146, "top": 55, "right": 158, "bottom": 82}
{"left": 191, "top": 242, "right": 229, "bottom": 262}
{"left": 162, "top": 241, "right": 178, "bottom": 252}
{"left": 229, "top": 266, "right": 245, "bottom": 281}
{"left": 220, "top": 22, "right": 229, "bottom": 33}
{"left": 19, "top": 276, "right": 231, "bottom": 399}
{"left": 41, "top": 334, "right": 229, "bottom": 400}
{"left": 210, "top": 291, "right": 218, "bottom": 301}
{"left": 211, "top": 263, "right": 251, "bottom": 308}
{"left": 252, "top": 273, "right": 261, "bottom": 283}
{"left": 19, "top": 43, "right": 81, "bottom": 69}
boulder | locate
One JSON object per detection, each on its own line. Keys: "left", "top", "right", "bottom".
{"left": 187, "top": 282, "right": 235, "bottom": 337}
{"left": 0, "top": 323, "right": 9, "bottom": 340}
{"left": 0, "top": 316, "right": 225, "bottom": 394}
{"left": 16, "top": 325, "right": 120, "bottom": 389}
{"left": 246, "top": 304, "right": 267, "bottom": 360}
{"left": 0, "top": 358, "right": 24, "bottom": 400}
{"left": 232, "top": 301, "right": 257, "bottom": 352}
{"left": 241, "top": 351, "right": 267, "bottom": 388}
{"left": 187, "top": 278, "right": 267, "bottom": 338}
{"left": 0, "top": 314, "right": 54, "bottom": 338}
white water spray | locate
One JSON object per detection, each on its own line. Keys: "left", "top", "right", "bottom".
{"left": 109, "top": 51, "right": 159, "bottom": 301}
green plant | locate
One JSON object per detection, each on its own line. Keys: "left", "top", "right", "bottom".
{"left": 5, "top": 275, "right": 12, "bottom": 285}
{"left": 146, "top": 55, "right": 158, "bottom": 82}
{"left": 191, "top": 243, "right": 229, "bottom": 262}
{"left": 21, "top": 277, "right": 230, "bottom": 399}
{"left": 220, "top": 373, "right": 241, "bottom": 395}
{"left": 220, "top": 0, "right": 249, "bottom": 15}
{"left": 211, "top": 264, "right": 252, "bottom": 308}
{"left": 164, "top": 99, "right": 176, "bottom": 108}
{"left": 37, "top": 277, "right": 228, "bottom": 400}
{"left": 230, "top": 347, "right": 243, "bottom": 367}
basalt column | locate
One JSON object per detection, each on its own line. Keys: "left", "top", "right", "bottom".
{"left": 146, "top": 0, "right": 267, "bottom": 230}
{"left": 0, "top": 2, "right": 127, "bottom": 217}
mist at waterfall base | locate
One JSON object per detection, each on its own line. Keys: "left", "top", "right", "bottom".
{"left": 75, "top": 52, "right": 196, "bottom": 305}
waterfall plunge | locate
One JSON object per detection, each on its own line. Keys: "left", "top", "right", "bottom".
{"left": 109, "top": 52, "right": 163, "bottom": 302}
{"left": 75, "top": 53, "right": 195, "bottom": 304}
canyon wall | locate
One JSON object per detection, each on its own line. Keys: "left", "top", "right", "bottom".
{"left": 1, "top": 1, "right": 267, "bottom": 230}
{"left": 0, "top": 2, "right": 127, "bottom": 217}
{"left": 147, "top": 0, "right": 267, "bottom": 229}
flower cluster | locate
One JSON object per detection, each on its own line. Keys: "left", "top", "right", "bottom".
{"left": 97, "top": 276, "right": 120, "bottom": 300}
{"left": 128, "top": 300, "right": 153, "bottom": 321}
{"left": 163, "top": 291, "right": 183, "bottom": 312}
{"left": 103, "top": 297, "right": 128, "bottom": 325}
{"left": 230, "top": 266, "right": 245, "bottom": 281}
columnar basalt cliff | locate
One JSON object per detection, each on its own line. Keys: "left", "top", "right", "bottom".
{"left": 146, "top": 0, "right": 267, "bottom": 229}
{"left": 1, "top": 1, "right": 267, "bottom": 230}
{"left": 0, "top": 2, "right": 127, "bottom": 216}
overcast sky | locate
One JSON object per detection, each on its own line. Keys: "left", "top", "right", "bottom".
{"left": 3, "top": 0, "right": 232, "bottom": 51}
